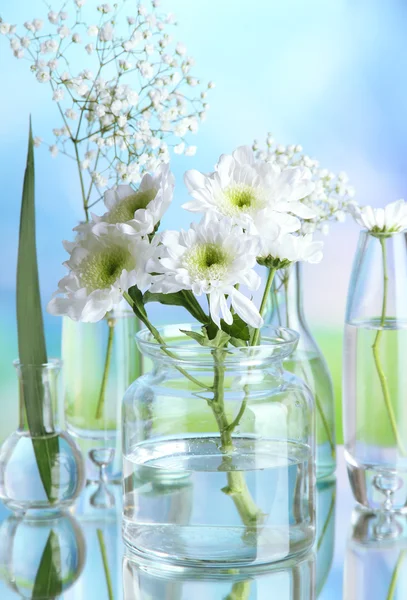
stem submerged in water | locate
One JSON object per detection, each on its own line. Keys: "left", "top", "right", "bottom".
{"left": 95, "top": 316, "right": 116, "bottom": 420}
{"left": 372, "top": 238, "right": 406, "bottom": 456}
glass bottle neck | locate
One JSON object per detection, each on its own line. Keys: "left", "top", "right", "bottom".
{"left": 16, "top": 364, "right": 60, "bottom": 435}
{"left": 268, "top": 263, "right": 306, "bottom": 330}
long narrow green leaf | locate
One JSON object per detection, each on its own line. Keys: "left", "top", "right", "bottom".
{"left": 16, "top": 119, "right": 59, "bottom": 502}
{"left": 32, "top": 530, "right": 63, "bottom": 599}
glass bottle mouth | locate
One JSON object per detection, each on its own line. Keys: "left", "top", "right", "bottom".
{"left": 13, "top": 358, "right": 62, "bottom": 371}
{"left": 136, "top": 324, "right": 299, "bottom": 367}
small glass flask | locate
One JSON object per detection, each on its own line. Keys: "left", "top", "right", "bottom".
{"left": 0, "top": 360, "right": 85, "bottom": 513}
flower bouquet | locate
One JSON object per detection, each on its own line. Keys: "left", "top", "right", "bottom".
{"left": 49, "top": 144, "right": 323, "bottom": 566}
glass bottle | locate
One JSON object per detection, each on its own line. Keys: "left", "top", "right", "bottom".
{"left": 0, "top": 360, "right": 85, "bottom": 513}
{"left": 344, "top": 231, "right": 407, "bottom": 511}
{"left": 62, "top": 308, "right": 142, "bottom": 495}
{"left": 266, "top": 263, "right": 336, "bottom": 480}
{"left": 122, "top": 324, "right": 316, "bottom": 567}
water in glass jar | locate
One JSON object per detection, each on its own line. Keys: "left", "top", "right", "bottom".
{"left": 344, "top": 319, "right": 407, "bottom": 511}
{"left": 123, "top": 436, "right": 314, "bottom": 567}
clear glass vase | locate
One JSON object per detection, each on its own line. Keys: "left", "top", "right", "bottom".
{"left": 122, "top": 324, "right": 316, "bottom": 568}
{"left": 344, "top": 231, "right": 407, "bottom": 511}
{"left": 0, "top": 360, "right": 85, "bottom": 513}
{"left": 0, "top": 511, "right": 85, "bottom": 599}
{"left": 123, "top": 551, "right": 316, "bottom": 599}
{"left": 266, "top": 263, "right": 336, "bottom": 480}
{"left": 62, "top": 308, "right": 142, "bottom": 496}
{"left": 315, "top": 479, "right": 336, "bottom": 595}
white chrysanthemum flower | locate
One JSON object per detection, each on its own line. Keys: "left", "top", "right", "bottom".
{"left": 350, "top": 199, "right": 407, "bottom": 234}
{"left": 183, "top": 145, "right": 315, "bottom": 235}
{"left": 258, "top": 231, "right": 323, "bottom": 268}
{"left": 47, "top": 225, "right": 154, "bottom": 322}
{"left": 149, "top": 216, "right": 263, "bottom": 329}
{"left": 95, "top": 163, "right": 174, "bottom": 236}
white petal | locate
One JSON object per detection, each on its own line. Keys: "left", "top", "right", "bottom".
{"left": 231, "top": 288, "right": 263, "bottom": 329}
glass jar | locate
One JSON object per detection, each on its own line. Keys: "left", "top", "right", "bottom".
{"left": 0, "top": 511, "right": 85, "bottom": 599}
{"left": 266, "top": 263, "right": 336, "bottom": 480}
{"left": 0, "top": 360, "right": 85, "bottom": 513}
{"left": 344, "top": 231, "right": 407, "bottom": 511}
{"left": 63, "top": 309, "right": 142, "bottom": 490}
{"left": 122, "top": 325, "right": 316, "bottom": 568}
{"left": 123, "top": 551, "right": 316, "bottom": 599}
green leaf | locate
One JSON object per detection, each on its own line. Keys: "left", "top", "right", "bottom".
{"left": 16, "top": 119, "right": 59, "bottom": 502}
{"left": 32, "top": 530, "right": 63, "bottom": 599}
{"left": 128, "top": 285, "right": 149, "bottom": 321}
{"left": 143, "top": 289, "right": 209, "bottom": 324}
{"left": 205, "top": 314, "right": 251, "bottom": 344}
{"left": 180, "top": 328, "right": 231, "bottom": 348}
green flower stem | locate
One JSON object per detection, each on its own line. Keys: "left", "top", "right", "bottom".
{"left": 251, "top": 267, "right": 277, "bottom": 346}
{"left": 73, "top": 140, "right": 89, "bottom": 222}
{"left": 95, "top": 316, "right": 116, "bottom": 420}
{"left": 386, "top": 549, "right": 407, "bottom": 600}
{"left": 224, "top": 580, "right": 252, "bottom": 600}
{"left": 283, "top": 275, "right": 290, "bottom": 329}
{"left": 97, "top": 529, "right": 114, "bottom": 600}
{"left": 212, "top": 351, "right": 264, "bottom": 530}
{"left": 372, "top": 238, "right": 406, "bottom": 456}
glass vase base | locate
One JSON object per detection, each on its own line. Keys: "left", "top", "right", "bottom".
{"left": 346, "top": 450, "right": 407, "bottom": 512}
{"left": 0, "top": 430, "right": 85, "bottom": 514}
{"left": 123, "top": 521, "right": 314, "bottom": 568}
{"left": 67, "top": 425, "right": 121, "bottom": 485}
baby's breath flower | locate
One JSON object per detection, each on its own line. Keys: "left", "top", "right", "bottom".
{"left": 72, "top": 32, "right": 81, "bottom": 43}
{"left": 254, "top": 134, "right": 357, "bottom": 234}
{"left": 85, "top": 43, "right": 94, "bottom": 54}
{"left": 52, "top": 88, "right": 64, "bottom": 101}
{"left": 65, "top": 108, "right": 78, "bottom": 120}
{"left": 36, "top": 70, "right": 50, "bottom": 83}
{"left": 0, "top": 22, "right": 11, "bottom": 35}
{"left": 58, "top": 25, "right": 71, "bottom": 38}
{"left": 48, "top": 11, "right": 59, "bottom": 24}
{"left": 33, "top": 136, "right": 42, "bottom": 147}
{"left": 50, "top": 145, "right": 59, "bottom": 157}
{"left": 87, "top": 25, "right": 98, "bottom": 36}
{"left": 33, "top": 19, "right": 43, "bottom": 31}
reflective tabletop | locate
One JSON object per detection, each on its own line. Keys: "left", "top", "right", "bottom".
{"left": 0, "top": 449, "right": 406, "bottom": 599}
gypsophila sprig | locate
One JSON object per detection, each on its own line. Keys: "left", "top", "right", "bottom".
{"left": 253, "top": 134, "right": 356, "bottom": 235}
{"left": 0, "top": 1, "right": 212, "bottom": 221}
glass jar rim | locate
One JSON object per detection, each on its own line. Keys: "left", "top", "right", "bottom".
{"left": 13, "top": 358, "right": 62, "bottom": 370}
{"left": 136, "top": 324, "right": 299, "bottom": 367}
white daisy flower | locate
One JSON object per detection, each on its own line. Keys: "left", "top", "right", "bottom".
{"left": 350, "top": 199, "right": 407, "bottom": 234}
{"left": 95, "top": 163, "right": 174, "bottom": 236}
{"left": 183, "top": 145, "right": 315, "bottom": 235}
{"left": 149, "top": 215, "right": 263, "bottom": 329}
{"left": 258, "top": 231, "right": 324, "bottom": 268}
{"left": 47, "top": 225, "right": 154, "bottom": 322}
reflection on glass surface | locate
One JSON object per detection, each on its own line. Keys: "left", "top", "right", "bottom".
{"left": 123, "top": 551, "right": 316, "bottom": 599}
{"left": 316, "top": 478, "right": 336, "bottom": 596}
{"left": 0, "top": 511, "right": 85, "bottom": 598}
{"left": 67, "top": 486, "right": 123, "bottom": 600}
{"left": 345, "top": 509, "right": 407, "bottom": 600}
